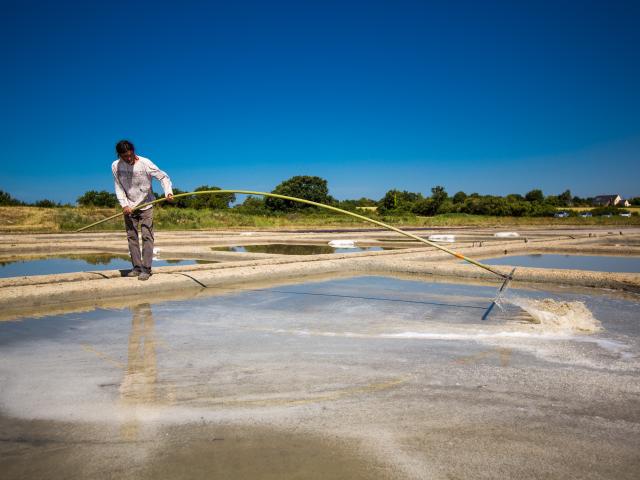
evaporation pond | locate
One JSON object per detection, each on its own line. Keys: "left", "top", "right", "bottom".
{"left": 0, "top": 254, "right": 216, "bottom": 277}
{"left": 212, "top": 244, "right": 393, "bottom": 254}
{"left": 481, "top": 254, "right": 640, "bottom": 273}
{"left": 2, "top": 276, "right": 639, "bottom": 479}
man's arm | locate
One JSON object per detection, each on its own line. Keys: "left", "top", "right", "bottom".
{"left": 144, "top": 159, "right": 173, "bottom": 198}
{"left": 112, "top": 163, "right": 132, "bottom": 214}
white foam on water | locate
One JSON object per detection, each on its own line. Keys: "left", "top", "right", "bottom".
{"left": 505, "top": 296, "right": 602, "bottom": 334}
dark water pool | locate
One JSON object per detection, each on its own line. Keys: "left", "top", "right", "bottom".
{"left": 212, "top": 244, "right": 391, "bottom": 255}
{"left": 0, "top": 254, "right": 216, "bottom": 277}
{"left": 482, "top": 254, "right": 640, "bottom": 273}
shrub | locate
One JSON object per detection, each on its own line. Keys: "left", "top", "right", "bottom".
{"left": 411, "top": 198, "right": 437, "bottom": 216}
{"left": 234, "top": 195, "right": 268, "bottom": 214}
{"left": 0, "top": 190, "right": 23, "bottom": 206}
{"left": 591, "top": 206, "right": 624, "bottom": 216}
{"left": 34, "top": 199, "right": 59, "bottom": 208}
{"left": 77, "top": 190, "right": 118, "bottom": 207}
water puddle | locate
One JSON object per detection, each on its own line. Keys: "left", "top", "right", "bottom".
{"left": 212, "top": 244, "right": 393, "bottom": 254}
{"left": 0, "top": 254, "right": 217, "bottom": 277}
{"left": 480, "top": 254, "right": 640, "bottom": 273}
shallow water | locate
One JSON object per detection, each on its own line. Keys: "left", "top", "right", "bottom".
{"left": 1, "top": 276, "right": 638, "bottom": 416}
{"left": 212, "top": 244, "right": 391, "bottom": 254}
{"left": 481, "top": 254, "right": 640, "bottom": 273}
{"left": 0, "top": 254, "right": 216, "bottom": 277}
{"left": 1, "top": 276, "right": 639, "bottom": 479}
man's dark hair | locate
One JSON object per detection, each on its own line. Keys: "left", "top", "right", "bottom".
{"left": 115, "top": 140, "right": 135, "bottom": 155}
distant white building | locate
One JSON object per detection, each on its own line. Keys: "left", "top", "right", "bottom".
{"left": 592, "top": 194, "right": 630, "bottom": 207}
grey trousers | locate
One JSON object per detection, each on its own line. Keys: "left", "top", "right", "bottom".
{"left": 124, "top": 207, "right": 154, "bottom": 273}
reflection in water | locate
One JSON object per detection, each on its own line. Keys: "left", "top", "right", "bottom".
{"left": 0, "top": 253, "right": 131, "bottom": 267}
{"left": 119, "top": 303, "right": 159, "bottom": 439}
{"left": 72, "top": 253, "right": 131, "bottom": 265}
{"left": 0, "top": 255, "right": 216, "bottom": 277}
{"left": 164, "top": 258, "right": 217, "bottom": 264}
{"left": 120, "top": 304, "right": 158, "bottom": 403}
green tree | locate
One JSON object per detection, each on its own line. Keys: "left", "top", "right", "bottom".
{"left": 411, "top": 198, "right": 436, "bottom": 216}
{"left": 189, "top": 185, "right": 236, "bottom": 209}
{"left": 506, "top": 198, "right": 531, "bottom": 217}
{"left": 545, "top": 195, "right": 559, "bottom": 206}
{"left": 462, "top": 196, "right": 511, "bottom": 216}
{"left": 265, "top": 176, "right": 332, "bottom": 212}
{"left": 558, "top": 189, "right": 572, "bottom": 206}
{"left": 452, "top": 191, "right": 467, "bottom": 204}
{"left": 525, "top": 189, "right": 544, "bottom": 203}
{"left": 430, "top": 185, "right": 448, "bottom": 205}
{"left": 378, "top": 189, "right": 422, "bottom": 212}
{"left": 0, "top": 190, "right": 23, "bottom": 206}
{"left": 413, "top": 186, "right": 448, "bottom": 216}
{"left": 157, "top": 187, "right": 193, "bottom": 208}
{"left": 77, "top": 190, "right": 118, "bottom": 207}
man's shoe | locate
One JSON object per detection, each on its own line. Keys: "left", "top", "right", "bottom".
{"left": 127, "top": 269, "right": 141, "bottom": 277}
{"left": 138, "top": 272, "right": 151, "bottom": 281}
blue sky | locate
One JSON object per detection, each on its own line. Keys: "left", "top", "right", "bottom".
{"left": 2, "top": 0, "right": 639, "bottom": 203}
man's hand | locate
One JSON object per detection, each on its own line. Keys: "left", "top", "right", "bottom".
{"left": 166, "top": 193, "right": 174, "bottom": 202}
{"left": 123, "top": 206, "right": 132, "bottom": 215}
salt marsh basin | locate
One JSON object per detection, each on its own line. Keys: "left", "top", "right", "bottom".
{"left": 211, "top": 243, "right": 391, "bottom": 254}
{"left": 0, "top": 254, "right": 217, "bottom": 277}
{"left": 1, "top": 275, "right": 639, "bottom": 479}
{"left": 481, "top": 253, "right": 640, "bottom": 273}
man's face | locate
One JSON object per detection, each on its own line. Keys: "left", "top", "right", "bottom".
{"left": 119, "top": 150, "right": 136, "bottom": 164}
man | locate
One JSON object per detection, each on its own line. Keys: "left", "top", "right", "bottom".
{"left": 112, "top": 140, "right": 174, "bottom": 281}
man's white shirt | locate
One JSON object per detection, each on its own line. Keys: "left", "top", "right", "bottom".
{"left": 112, "top": 156, "right": 173, "bottom": 210}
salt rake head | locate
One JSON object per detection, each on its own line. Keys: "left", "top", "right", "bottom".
{"left": 481, "top": 268, "right": 517, "bottom": 321}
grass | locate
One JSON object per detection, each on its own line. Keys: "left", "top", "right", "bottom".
{"left": 1, "top": 206, "right": 640, "bottom": 233}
